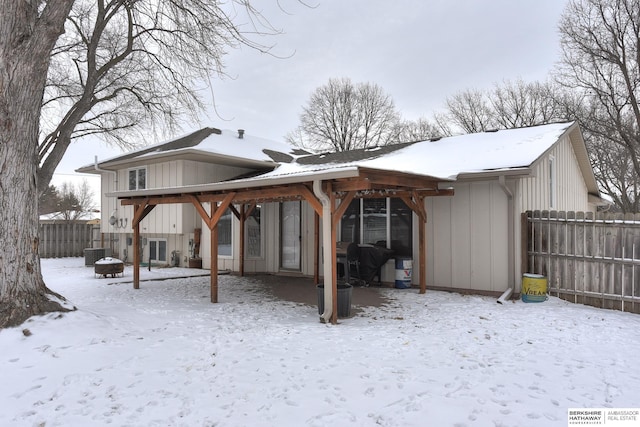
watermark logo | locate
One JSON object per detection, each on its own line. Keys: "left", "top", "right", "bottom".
{"left": 568, "top": 409, "right": 640, "bottom": 426}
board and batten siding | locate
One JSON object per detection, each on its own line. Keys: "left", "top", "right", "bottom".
{"left": 200, "top": 201, "right": 318, "bottom": 276}
{"left": 100, "top": 160, "right": 256, "bottom": 234}
{"left": 98, "top": 159, "right": 258, "bottom": 265}
{"left": 425, "top": 181, "right": 510, "bottom": 293}
{"left": 516, "top": 134, "right": 589, "bottom": 214}
{"left": 512, "top": 133, "right": 592, "bottom": 288}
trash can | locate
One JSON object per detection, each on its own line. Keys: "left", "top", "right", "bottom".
{"left": 521, "top": 274, "right": 548, "bottom": 302}
{"left": 394, "top": 257, "right": 413, "bottom": 289}
{"left": 317, "top": 283, "right": 353, "bottom": 318}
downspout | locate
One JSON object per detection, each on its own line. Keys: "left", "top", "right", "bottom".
{"left": 497, "top": 175, "right": 514, "bottom": 304}
{"left": 94, "top": 155, "right": 118, "bottom": 206}
{"left": 95, "top": 156, "right": 120, "bottom": 256}
{"left": 313, "top": 180, "right": 333, "bottom": 322}
{"left": 94, "top": 155, "right": 117, "bottom": 186}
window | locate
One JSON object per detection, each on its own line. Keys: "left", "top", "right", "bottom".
{"left": 128, "top": 167, "right": 146, "bottom": 190}
{"left": 218, "top": 208, "right": 232, "bottom": 256}
{"left": 280, "top": 201, "right": 301, "bottom": 270}
{"left": 340, "top": 198, "right": 413, "bottom": 256}
{"left": 203, "top": 206, "right": 232, "bottom": 258}
{"left": 363, "top": 199, "right": 387, "bottom": 245}
{"left": 390, "top": 198, "right": 412, "bottom": 256}
{"left": 340, "top": 199, "right": 361, "bottom": 243}
{"left": 246, "top": 204, "right": 262, "bottom": 258}
{"left": 549, "top": 156, "right": 557, "bottom": 209}
{"left": 148, "top": 239, "right": 167, "bottom": 262}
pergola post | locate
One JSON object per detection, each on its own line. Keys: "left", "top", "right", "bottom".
{"left": 238, "top": 204, "right": 245, "bottom": 277}
{"left": 131, "top": 201, "right": 156, "bottom": 290}
{"left": 418, "top": 210, "right": 427, "bottom": 294}
{"left": 329, "top": 184, "right": 338, "bottom": 324}
{"left": 210, "top": 203, "right": 218, "bottom": 303}
{"left": 133, "top": 206, "right": 140, "bottom": 290}
{"left": 118, "top": 172, "right": 454, "bottom": 318}
{"left": 400, "top": 192, "right": 428, "bottom": 293}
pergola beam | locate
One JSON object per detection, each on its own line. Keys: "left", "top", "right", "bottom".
{"left": 118, "top": 168, "right": 455, "bottom": 318}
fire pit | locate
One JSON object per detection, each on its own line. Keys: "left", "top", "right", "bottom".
{"left": 94, "top": 257, "right": 124, "bottom": 278}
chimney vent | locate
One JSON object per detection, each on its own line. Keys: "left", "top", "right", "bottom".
{"left": 238, "top": 129, "right": 245, "bottom": 139}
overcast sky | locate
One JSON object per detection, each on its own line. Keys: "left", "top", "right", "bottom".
{"left": 55, "top": 0, "right": 569, "bottom": 200}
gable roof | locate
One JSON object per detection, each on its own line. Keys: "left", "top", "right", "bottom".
{"left": 98, "top": 121, "right": 599, "bottom": 199}
{"left": 246, "top": 121, "right": 597, "bottom": 189}
{"left": 76, "top": 128, "right": 308, "bottom": 172}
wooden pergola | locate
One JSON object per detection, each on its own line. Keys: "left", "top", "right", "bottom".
{"left": 118, "top": 167, "right": 453, "bottom": 324}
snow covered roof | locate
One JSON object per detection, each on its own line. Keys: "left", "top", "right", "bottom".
{"left": 262, "top": 121, "right": 577, "bottom": 182}
{"left": 76, "top": 128, "right": 308, "bottom": 172}
{"left": 102, "top": 121, "right": 599, "bottom": 198}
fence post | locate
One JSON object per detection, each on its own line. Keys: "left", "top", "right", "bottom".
{"left": 38, "top": 222, "right": 95, "bottom": 258}
{"left": 521, "top": 212, "right": 529, "bottom": 278}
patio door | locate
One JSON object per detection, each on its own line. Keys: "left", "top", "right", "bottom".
{"left": 280, "top": 201, "right": 301, "bottom": 271}
{"left": 148, "top": 239, "right": 167, "bottom": 263}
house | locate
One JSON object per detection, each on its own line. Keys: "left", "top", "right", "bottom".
{"left": 77, "top": 122, "right": 604, "bottom": 322}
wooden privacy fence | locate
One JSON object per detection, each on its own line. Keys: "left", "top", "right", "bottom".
{"left": 39, "top": 223, "right": 99, "bottom": 258}
{"left": 524, "top": 210, "right": 640, "bottom": 314}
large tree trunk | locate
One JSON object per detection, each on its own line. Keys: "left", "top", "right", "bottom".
{"left": 0, "top": 1, "right": 75, "bottom": 328}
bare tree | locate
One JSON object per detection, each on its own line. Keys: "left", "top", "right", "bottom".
{"left": 0, "top": 1, "right": 288, "bottom": 328}
{"left": 442, "top": 80, "right": 569, "bottom": 135}
{"left": 589, "top": 139, "right": 640, "bottom": 212}
{"left": 287, "top": 77, "right": 400, "bottom": 152}
{"left": 444, "top": 88, "right": 496, "bottom": 133}
{"left": 38, "top": 0, "right": 281, "bottom": 192}
{"left": 57, "top": 180, "right": 97, "bottom": 221}
{"left": 38, "top": 181, "right": 96, "bottom": 220}
{"left": 393, "top": 117, "right": 444, "bottom": 142}
{"left": 1, "top": 1, "right": 75, "bottom": 328}
{"left": 491, "top": 79, "right": 568, "bottom": 129}
{"left": 554, "top": 0, "right": 640, "bottom": 213}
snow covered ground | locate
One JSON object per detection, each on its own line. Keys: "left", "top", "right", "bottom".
{"left": 1, "top": 258, "right": 639, "bottom": 427}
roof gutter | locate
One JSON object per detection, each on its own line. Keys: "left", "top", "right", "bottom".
{"left": 94, "top": 155, "right": 117, "bottom": 189}
{"left": 94, "top": 149, "right": 280, "bottom": 171}
{"left": 107, "top": 167, "right": 361, "bottom": 198}
{"left": 456, "top": 167, "right": 531, "bottom": 181}
{"left": 313, "top": 180, "right": 333, "bottom": 323}
{"left": 94, "top": 156, "right": 121, "bottom": 224}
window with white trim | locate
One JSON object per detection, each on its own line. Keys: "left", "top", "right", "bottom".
{"left": 128, "top": 167, "right": 146, "bottom": 190}
{"left": 148, "top": 239, "right": 167, "bottom": 262}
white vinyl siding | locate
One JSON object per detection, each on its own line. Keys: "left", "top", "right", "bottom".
{"left": 516, "top": 135, "right": 589, "bottom": 213}
{"left": 426, "top": 181, "right": 509, "bottom": 293}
